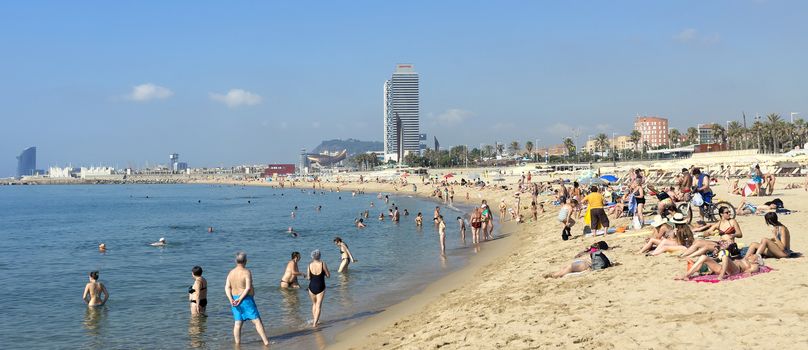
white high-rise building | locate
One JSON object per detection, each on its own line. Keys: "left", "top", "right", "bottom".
{"left": 383, "top": 64, "right": 420, "bottom": 162}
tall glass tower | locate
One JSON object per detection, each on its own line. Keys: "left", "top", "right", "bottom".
{"left": 383, "top": 64, "right": 420, "bottom": 162}
{"left": 16, "top": 146, "right": 36, "bottom": 178}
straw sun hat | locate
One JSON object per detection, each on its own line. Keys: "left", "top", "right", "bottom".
{"left": 668, "top": 213, "right": 687, "bottom": 224}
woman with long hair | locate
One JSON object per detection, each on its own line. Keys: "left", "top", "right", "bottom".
{"left": 747, "top": 212, "right": 792, "bottom": 258}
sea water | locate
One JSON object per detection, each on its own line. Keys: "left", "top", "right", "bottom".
{"left": 0, "top": 184, "right": 485, "bottom": 349}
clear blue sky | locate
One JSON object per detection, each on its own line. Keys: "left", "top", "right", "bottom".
{"left": 2, "top": 1, "right": 806, "bottom": 176}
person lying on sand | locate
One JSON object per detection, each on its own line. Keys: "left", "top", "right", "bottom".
{"left": 544, "top": 241, "right": 610, "bottom": 278}
{"left": 676, "top": 250, "right": 761, "bottom": 280}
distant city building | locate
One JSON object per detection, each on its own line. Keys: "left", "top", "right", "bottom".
{"left": 263, "top": 164, "right": 296, "bottom": 177}
{"left": 48, "top": 166, "right": 78, "bottom": 178}
{"left": 613, "top": 135, "right": 633, "bottom": 151}
{"left": 536, "top": 144, "right": 568, "bottom": 157}
{"left": 16, "top": 146, "right": 36, "bottom": 178}
{"left": 169, "top": 153, "right": 180, "bottom": 173}
{"left": 698, "top": 123, "right": 717, "bottom": 145}
{"left": 634, "top": 116, "right": 669, "bottom": 148}
{"left": 383, "top": 64, "right": 420, "bottom": 162}
{"left": 80, "top": 167, "right": 115, "bottom": 179}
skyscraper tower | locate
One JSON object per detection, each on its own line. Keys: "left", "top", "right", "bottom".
{"left": 16, "top": 146, "right": 36, "bottom": 178}
{"left": 383, "top": 64, "right": 420, "bottom": 162}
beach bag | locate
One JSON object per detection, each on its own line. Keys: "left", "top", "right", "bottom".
{"left": 632, "top": 216, "right": 642, "bottom": 230}
{"left": 562, "top": 226, "right": 570, "bottom": 241}
{"left": 691, "top": 193, "right": 704, "bottom": 207}
{"left": 590, "top": 250, "right": 611, "bottom": 270}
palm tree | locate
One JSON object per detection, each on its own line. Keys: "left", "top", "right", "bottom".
{"left": 751, "top": 120, "right": 765, "bottom": 152}
{"left": 563, "top": 137, "right": 576, "bottom": 159}
{"left": 483, "top": 144, "right": 494, "bottom": 158}
{"left": 629, "top": 130, "right": 641, "bottom": 154}
{"left": 524, "top": 141, "right": 534, "bottom": 160}
{"left": 711, "top": 124, "right": 727, "bottom": 146}
{"left": 509, "top": 141, "right": 520, "bottom": 156}
{"left": 495, "top": 143, "right": 505, "bottom": 156}
{"left": 766, "top": 113, "right": 783, "bottom": 152}
{"left": 668, "top": 128, "right": 681, "bottom": 147}
{"left": 727, "top": 121, "right": 743, "bottom": 150}
{"left": 594, "top": 133, "right": 610, "bottom": 155}
{"left": 794, "top": 118, "right": 808, "bottom": 148}
{"left": 686, "top": 127, "right": 699, "bottom": 145}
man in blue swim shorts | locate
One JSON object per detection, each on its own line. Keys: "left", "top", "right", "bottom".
{"left": 225, "top": 252, "right": 270, "bottom": 346}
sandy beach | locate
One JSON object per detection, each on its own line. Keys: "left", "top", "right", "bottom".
{"left": 262, "top": 171, "right": 808, "bottom": 350}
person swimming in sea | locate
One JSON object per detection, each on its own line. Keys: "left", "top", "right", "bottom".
{"left": 415, "top": 212, "right": 423, "bottom": 226}
{"left": 83, "top": 271, "right": 109, "bottom": 307}
{"left": 98, "top": 243, "right": 106, "bottom": 252}
{"left": 151, "top": 237, "right": 167, "bottom": 247}
{"left": 287, "top": 227, "right": 298, "bottom": 237}
{"left": 378, "top": 213, "right": 385, "bottom": 221}
{"left": 188, "top": 266, "right": 207, "bottom": 316}
{"left": 280, "top": 252, "right": 302, "bottom": 289}
{"left": 356, "top": 218, "right": 366, "bottom": 228}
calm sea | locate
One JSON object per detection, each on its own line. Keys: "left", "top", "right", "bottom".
{"left": 0, "top": 184, "right": 485, "bottom": 349}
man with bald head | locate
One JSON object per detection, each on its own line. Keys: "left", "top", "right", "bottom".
{"left": 225, "top": 252, "right": 270, "bottom": 346}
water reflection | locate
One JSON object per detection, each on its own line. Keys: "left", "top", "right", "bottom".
{"left": 83, "top": 306, "right": 108, "bottom": 349}
{"left": 336, "top": 272, "right": 353, "bottom": 309}
{"left": 280, "top": 288, "right": 305, "bottom": 327}
{"left": 188, "top": 316, "right": 207, "bottom": 348}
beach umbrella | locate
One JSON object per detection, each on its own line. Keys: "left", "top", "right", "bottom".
{"left": 600, "top": 174, "right": 619, "bottom": 183}
{"left": 400, "top": 172, "right": 410, "bottom": 178}
{"left": 443, "top": 173, "right": 455, "bottom": 179}
{"left": 578, "top": 177, "right": 606, "bottom": 186}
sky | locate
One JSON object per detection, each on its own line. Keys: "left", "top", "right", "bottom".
{"left": 1, "top": 0, "right": 807, "bottom": 177}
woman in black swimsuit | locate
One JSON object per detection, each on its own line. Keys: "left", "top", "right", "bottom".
{"left": 188, "top": 266, "right": 207, "bottom": 316}
{"left": 307, "top": 249, "right": 330, "bottom": 327}
{"left": 632, "top": 179, "right": 646, "bottom": 227}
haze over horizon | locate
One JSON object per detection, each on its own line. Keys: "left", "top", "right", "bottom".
{"left": 2, "top": 1, "right": 807, "bottom": 177}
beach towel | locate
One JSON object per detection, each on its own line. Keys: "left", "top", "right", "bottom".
{"left": 627, "top": 194, "right": 637, "bottom": 216}
{"left": 688, "top": 266, "right": 773, "bottom": 283}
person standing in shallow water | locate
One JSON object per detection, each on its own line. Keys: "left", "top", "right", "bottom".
{"left": 82, "top": 271, "right": 109, "bottom": 307}
{"left": 437, "top": 215, "right": 447, "bottom": 255}
{"left": 188, "top": 266, "right": 207, "bottom": 316}
{"left": 280, "top": 252, "right": 302, "bottom": 289}
{"left": 334, "top": 237, "right": 356, "bottom": 273}
{"left": 307, "top": 249, "right": 330, "bottom": 327}
{"left": 225, "top": 252, "right": 270, "bottom": 346}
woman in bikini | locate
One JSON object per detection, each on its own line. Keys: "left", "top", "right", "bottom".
{"left": 676, "top": 250, "right": 762, "bottom": 280}
{"left": 280, "top": 252, "right": 302, "bottom": 288}
{"left": 680, "top": 207, "right": 743, "bottom": 258}
{"left": 334, "top": 237, "right": 356, "bottom": 273}
{"left": 632, "top": 179, "right": 646, "bottom": 227}
{"left": 189, "top": 266, "right": 207, "bottom": 316}
{"left": 638, "top": 213, "right": 694, "bottom": 256}
{"left": 306, "top": 249, "right": 330, "bottom": 327}
{"left": 746, "top": 212, "right": 792, "bottom": 258}
{"left": 82, "top": 271, "right": 109, "bottom": 307}
{"left": 470, "top": 207, "right": 482, "bottom": 244}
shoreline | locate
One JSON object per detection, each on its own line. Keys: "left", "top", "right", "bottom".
{"left": 195, "top": 177, "right": 526, "bottom": 349}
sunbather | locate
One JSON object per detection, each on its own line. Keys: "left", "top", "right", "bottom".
{"left": 676, "top": 251, "right": 762, "bottom": 280}
{"left": 680, "top": 206, "right": 742, "bottom": 258}
{"left": 745, "top": 212, "right": 792, "bottom": 258}
{"left": 639, "top": 214, "right": 693, "bottom": 255}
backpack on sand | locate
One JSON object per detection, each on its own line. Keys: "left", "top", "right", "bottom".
{"left": 590, "top": 250, "right": 611, "bottom": 270}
